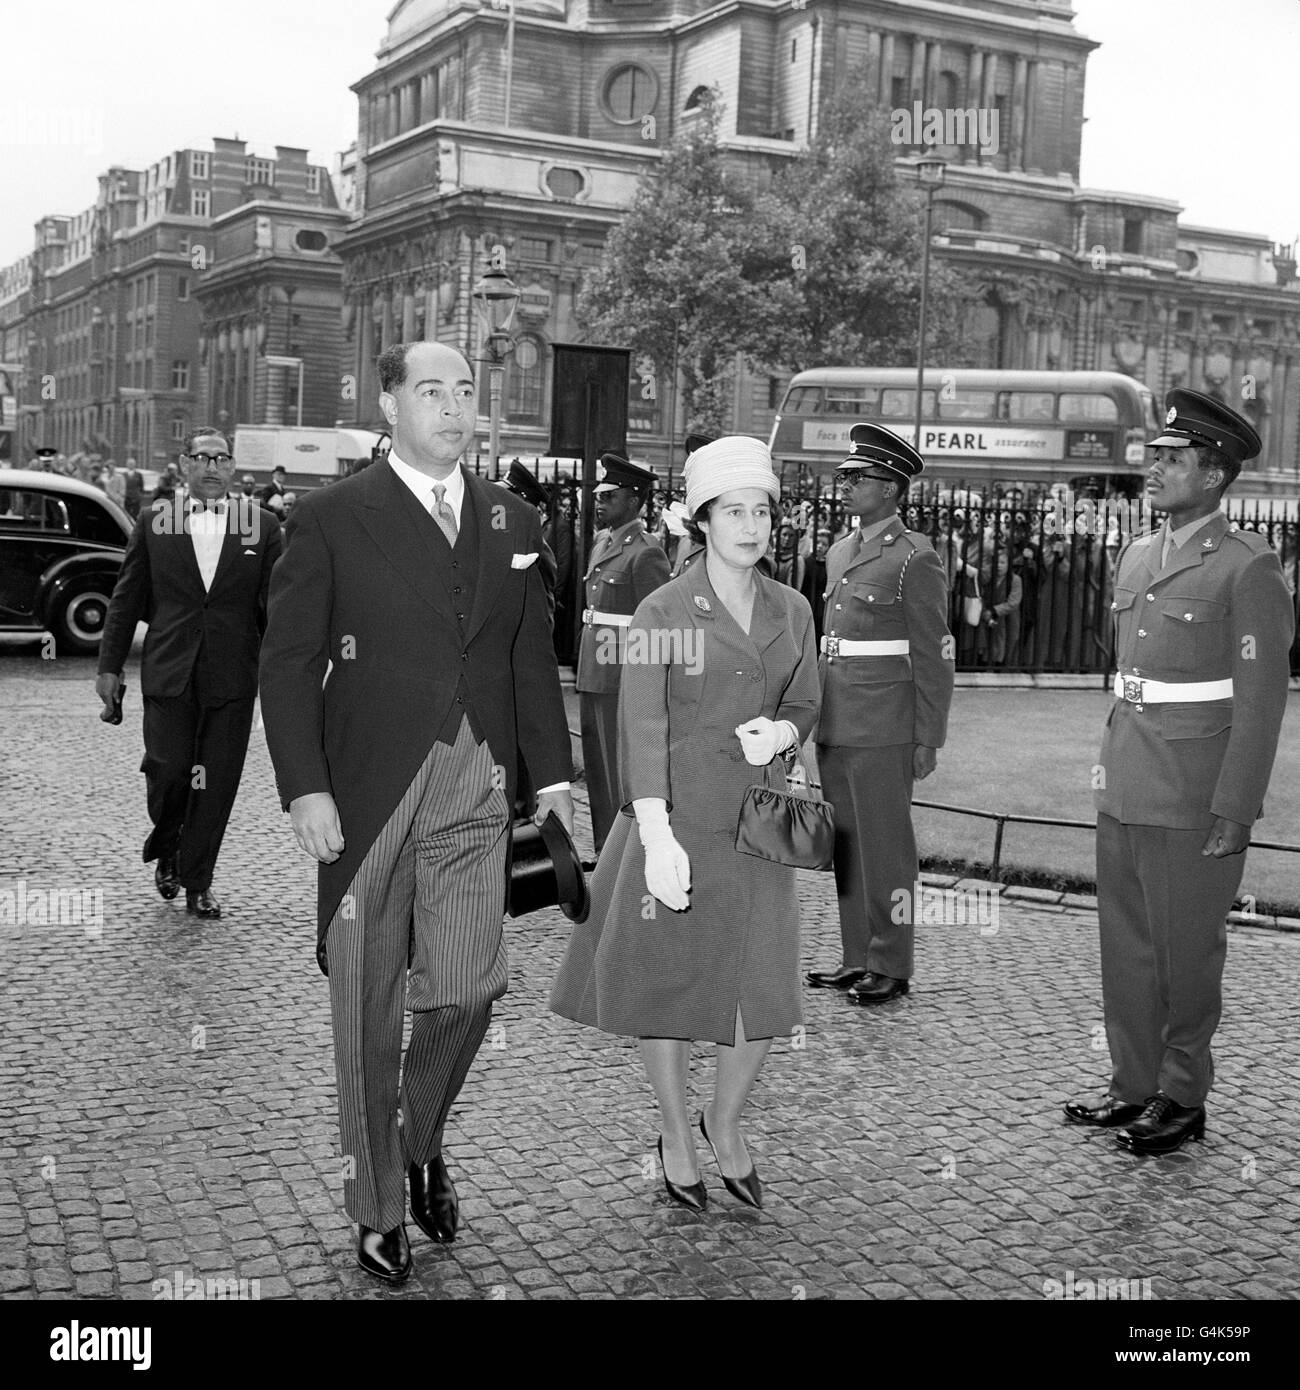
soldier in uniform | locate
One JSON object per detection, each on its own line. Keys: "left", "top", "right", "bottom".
{"left": 807, "top": 423, "right": 956, "bottom": 1004}
{"left": 575, "top": 452, "right": 671, "bottom": 855}
{"left": 1066, "top": 389, "right": 1294, "bottom": 1154}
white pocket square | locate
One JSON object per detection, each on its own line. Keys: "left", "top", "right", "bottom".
{"left": 243, "top": 548, "right": 256, "bottom": 555}
{"left": 511, "top": 552, "right": 539, "bottom": 569}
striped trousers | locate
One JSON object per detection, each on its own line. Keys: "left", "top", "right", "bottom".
{"left": 327, "top": 718, "right": 510, "bottom": 1232}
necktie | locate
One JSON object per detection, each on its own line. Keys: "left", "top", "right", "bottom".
{"left": 431, "top": 483, "right": 458, "bottom": 546}
{"left": 1160, "top": 525, "right": 1173, "bottom": 570}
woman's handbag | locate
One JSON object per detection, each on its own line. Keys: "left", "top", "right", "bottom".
{"left": 735, "top": 759, "right": 836, "bottom": 871}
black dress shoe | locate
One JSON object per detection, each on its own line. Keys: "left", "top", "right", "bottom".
{"left": 1115, "top": 1094, "right": 1206, "bottom": 1155}
{"left": 805, "top": 965, "right": 869, "bottom": 990}
{"left": 408, "top": 1155, "right": 457, "bottom": 1242}
{"left": 154, "top": 855, "right": 180, "bottom": 901}
{"left": 356, "top": 1223, "right": 411, "bottom": 1282}
{"left": 657, "top": 1136, "right": 707, "bottom": 1212}
{"left": 185, "top": 888, "right": 221, "bottom": 919}
{"left": 699, "top": 1111, "right": 761, "bottom": 1209}
{"left": 1063, "top": 1095, "right": 1147, "bottom": 1128}
{"left": 846, "top": 973, "right": 910, "bottom": 1004}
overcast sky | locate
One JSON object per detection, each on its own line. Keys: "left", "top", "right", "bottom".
{"left": 2, "top": 0, "right": 1297, "bottom": 268}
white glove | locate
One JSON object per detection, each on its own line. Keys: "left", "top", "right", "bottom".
{"left": 734, "top": 717, "right": 799, "bottom": 766}
{"left": 633, "top": 798, "right": 691, "bottom": 912}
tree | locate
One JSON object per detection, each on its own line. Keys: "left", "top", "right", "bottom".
{"left": 577, "top": 86, "right": 981, "bottom": 434}
{"left": 576, "top": 90, "right": 776, "bottom": 434}
{"left": 753, "top": 87, "right": 976, "bottom": 373}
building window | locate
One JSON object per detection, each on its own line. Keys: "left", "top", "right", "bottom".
{"left": 1254, "top": 319, "right": 1275, "bottom": 339}
{"left": 170, "top": 414, "right": 188, "bottom": 441}
{"left": 189, "top": 151, "right": 209, "bottom": 180}
{"left": 544, "top": 166, "right": 586, "bottom": 200}
{"left": 507, "top": 336, "right": 544, "bottom": 422}
{"left": 191, "top": 189, "right": 210, "bottom": 217}
{"left": 1122, "top": 217, "right": 1144, "bottom": 255}
{"left": 602, "top": 63, "right": 658, "bottom": 124}
{"left": 306, "top": 167, "right": 321, "bottom": 195}
{"left": 172, "top": 360, "right": 189, "bottom": 391}
{"left": 890, "top": 75, "right": 907, "bottom": 109}
{"left": 246, "top": 157, "right": 275, "bottom": 186}
{"left": 1211, "top": 314, "right": 1236, "bottom": 335}
{"left": 1175, "top": 249, "right": 1199, "bottom": 274}
{"left": 791, "top": 38, "right": 797, "bottom": 62}
{"left": 1176, "top": 309, "right": 1195, "bottom": 332}
{"left": 518, "top": 236, "right": 551, "bottom": 262}
{"left": 177, "top": 275, "right": 189, "bottom": 301}
{"left": 294, "top": 228, "right": 329, "bottom": 252}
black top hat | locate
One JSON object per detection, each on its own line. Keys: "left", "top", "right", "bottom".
{"left": 593, "top": 451, "right": 656, "bottom": 495}
{"left": 1147, "top": 388, "right": 1261, "bottom": 464}
{"left": 505, "top": 460, "right": 549, "bottom": 509}
{"left": 836, "top": 422, "right": 926, "bottom": 482}
{"left": 507, "top": 812, "right": 589, "bottom": 923}
{"left": 34, "top": 446, "right": 57, "bottom": 458}
{"left": 684, "top": 431, "right": 717, "bottom": 459}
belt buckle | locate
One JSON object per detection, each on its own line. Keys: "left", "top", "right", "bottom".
{"left": 582, "top": 607, "right": 594, "bottom": 625}
{"left": 1121, "top": 676, "right": 1144, "bottom": 704}
{"left": 824, "top": 636, "right": 840, "bottom": 658}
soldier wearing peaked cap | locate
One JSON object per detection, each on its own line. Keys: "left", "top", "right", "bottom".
{"left": 807, "top": 422, "right": 956, "bottom": 1004}
{"left": 576, "top": 451, "right": 671, "bottom": 855}
{"left": 1065, "top": 389, "right": 1294, "bottom": 1154}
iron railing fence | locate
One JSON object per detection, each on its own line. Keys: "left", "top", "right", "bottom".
{"left": 432, "top": 456, "right": 1300, "bottom": 675}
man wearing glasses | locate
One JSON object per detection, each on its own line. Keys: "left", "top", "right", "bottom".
{"left": 96, "top": 428, "right": 283, "bottom": 920}
{"left": 807, "top": 423, "right": 955, "bottom": 1004}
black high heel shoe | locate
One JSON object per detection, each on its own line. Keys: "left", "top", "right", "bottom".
{"left": 699, "top": 1111, "right": 762, "bottom": 1209}
{"left": 657, "top": 1136, "right": 707, "bottom": 1212}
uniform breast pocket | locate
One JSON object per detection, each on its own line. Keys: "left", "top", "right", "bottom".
{"left": 846, "top": 580, "right": 902, "bottom": 629}
{"left": 1160, "top": 595, "right": 1228, "bottom": 673}
{"left": 596, "top": 574, "right": 629, "bottom": 609}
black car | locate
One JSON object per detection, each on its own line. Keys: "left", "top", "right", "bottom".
{"left": 0, "top": 470, "right": 132, "bottom": 654}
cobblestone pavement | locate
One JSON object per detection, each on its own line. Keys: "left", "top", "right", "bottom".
{"left": 2, "top": 646, "right": 1299, "bottom": 1302}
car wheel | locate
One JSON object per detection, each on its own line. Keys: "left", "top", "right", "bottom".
{"left": 51, "top": 579, "right": 114, "bottom": 654}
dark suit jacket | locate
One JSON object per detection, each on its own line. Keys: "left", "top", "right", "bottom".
{"left": 97, "top": 496, "right": 283, "bottom": 702}
{"left": 257, "top": 460, "right": 571, "bottom": 942}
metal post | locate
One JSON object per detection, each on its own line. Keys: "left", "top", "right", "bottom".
{"left": 296, "top": 359, "right": 304, "bottom": 429}
{"left": 488, "top": 358, "right": 504, "bottom": 470}
{"left": 914, "top": 186, "right": 935, "bottom": 455}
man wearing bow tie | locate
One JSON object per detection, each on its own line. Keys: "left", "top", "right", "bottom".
{"left": 259, "top": 340, "right": 572, "bottom": 1282}
{"left": 96, "top": 429, "right": 282, "bottom": 920}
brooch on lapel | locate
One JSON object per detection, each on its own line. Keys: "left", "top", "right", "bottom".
{"left": 694, "top": 595, "right": 711, "bottom": 613}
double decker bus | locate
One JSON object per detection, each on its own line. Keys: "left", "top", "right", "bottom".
{"left": 770, "top": 368, "right": 1159, "bottom": 497}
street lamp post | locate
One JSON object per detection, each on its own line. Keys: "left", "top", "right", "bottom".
{"left": 264, "top": 354, "right": 304, "bottom": 428}
{"left": 471, "top": 267, "right": 521, "bottom": 472}
{"left": 913, "top": 157, "right": 946, "bottom": 456}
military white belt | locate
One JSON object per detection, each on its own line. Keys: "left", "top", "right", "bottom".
{"left": 821, "top": 637, "right": 911, "bottom": 657}
{"left": 582, "top": 608, "right": 631, "bottom": 628}
{"left": 1113, "top": 674, "right": 1233, "bottom": 704}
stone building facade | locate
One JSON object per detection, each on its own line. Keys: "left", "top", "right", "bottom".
{"left": 1, "top": 139, "right": 340, "bottom": 469}
{"left": 336, "top": 0, "right": 1300, "bottom": 484}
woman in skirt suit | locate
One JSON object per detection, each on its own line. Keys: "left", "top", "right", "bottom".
{"left": 550, "top": 437, "right": 820, "bottom": 1210}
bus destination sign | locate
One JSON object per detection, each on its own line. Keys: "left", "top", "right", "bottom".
{"left": 800, "top": 421, "right": 1062, "bottom": 459}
